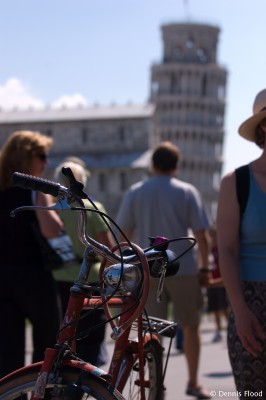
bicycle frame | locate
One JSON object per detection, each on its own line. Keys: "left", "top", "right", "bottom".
{"left": 18, "top": 241, "right": 160, "bottom": 400}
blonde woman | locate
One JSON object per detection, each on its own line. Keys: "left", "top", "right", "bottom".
{"left": 0, "top": 131, "right": 63, "bottom": 378}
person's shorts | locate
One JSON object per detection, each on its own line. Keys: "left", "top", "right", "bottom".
{"left": 145, "top": 275, "right": 203, "bottom": 327}
{"left": 207, "top": 287, "right": 228, "bottom": 312}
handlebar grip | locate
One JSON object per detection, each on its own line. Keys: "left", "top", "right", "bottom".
{"left": 12, "top": 172, "right": 61, "bottom": 197}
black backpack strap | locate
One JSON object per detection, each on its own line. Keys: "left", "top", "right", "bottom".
{"left": 235, "top": 164, "right": 250, "bottom": 217}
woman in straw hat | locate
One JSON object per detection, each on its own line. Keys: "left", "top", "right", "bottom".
{"left": 217, "top": 89, "right": 266, "bottom": 395}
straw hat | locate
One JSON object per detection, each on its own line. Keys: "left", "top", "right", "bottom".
{"left": 238, "top": 89, "right": 266, "bottom": 141}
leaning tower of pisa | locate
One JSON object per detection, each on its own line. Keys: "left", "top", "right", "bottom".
{"left": 150, "top": 23, "right": 227, "bottom": 217}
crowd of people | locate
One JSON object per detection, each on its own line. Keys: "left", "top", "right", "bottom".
{"left": 1, "top": 88, "right": 266, "bottom": 398}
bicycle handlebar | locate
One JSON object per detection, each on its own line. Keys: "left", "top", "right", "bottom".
{"left": 12, "top": 172, "right": 63, "bottom": 198}
{"left": 12, "top": 171, "right": 122, "bottom": 265}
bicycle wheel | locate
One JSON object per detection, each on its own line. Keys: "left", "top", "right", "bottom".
{"left": 118, "top": 339, "right": 163, "bottom": 400}
{"left": 0, "top": 364, "right": 125, "bottom": 400}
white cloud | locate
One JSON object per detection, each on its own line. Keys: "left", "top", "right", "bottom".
{"left": 0, "top": 78, "right": 45, "bottom": 110}
{"left": 51, "top": 94, "right": 88, "bottom": 109}
{"left": 0, "top": 78, "right": 89, "bottom": 111}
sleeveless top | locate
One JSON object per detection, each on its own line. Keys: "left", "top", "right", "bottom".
{"left": 0, "top": 186, "right": 43, "bottom": 269}
{"left": 239, "top": 165, "right": 266, "bottom": 281}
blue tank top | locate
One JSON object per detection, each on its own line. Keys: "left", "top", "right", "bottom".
{"left": 239, "top": 165, "right": 266, "bottom": 281}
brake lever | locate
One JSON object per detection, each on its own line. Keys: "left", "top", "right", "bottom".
{"left": 62, "top": 167, "right": 87, "bottom": 199}
{"left": 10, "top": 193, "right": 71, "bottom": 217}
{"left": 157, "top": 267, "right": 166, "bottom": 302}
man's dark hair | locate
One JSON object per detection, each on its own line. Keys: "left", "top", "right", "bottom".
{"left": 152, "top": 141, "right": 180, "bottom": 172}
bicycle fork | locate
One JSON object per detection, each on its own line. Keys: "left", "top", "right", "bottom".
{"left": 109, "top": 314, "right": 155, "bottom": 400}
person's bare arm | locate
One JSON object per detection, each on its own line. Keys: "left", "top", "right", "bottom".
{"left": 217, "top": 171, "right": 265, "bottom": 356}
{"left": 194, "top": 228, "right": 210, "bottom": 269}
{"left": 217, "top": 172, "right": 244, "bottom": 310}
{"left": 96, "top": 230, "right": 116, "bottom": 249}
{"left": 207, "top": 277, "right": 224, "bottom": 287}
{"left": 119, "top": 229, "right": 134, "bottom": 243}
{"left": 35, "top": 192, "right": 63, "bottom": 238}
{"left": 194, "top": 228, "right": 211, "bottom": 286}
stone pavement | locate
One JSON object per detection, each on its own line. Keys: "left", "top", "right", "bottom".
{"left": 26, "top": 313, "right": 238, "bottom": 400}
{"left": 161, "top": 314, "right": 238, "bottom": 400}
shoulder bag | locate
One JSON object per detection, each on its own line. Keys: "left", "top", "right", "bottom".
{"left": 31, "top": 222, "right": 80, "bottom": 271}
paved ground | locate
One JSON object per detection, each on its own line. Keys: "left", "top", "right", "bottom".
{"left": 26, "top": 313, "right": 238, "bottom": 400}
{"left": 161, "top": 314, "right": 238, "bottom": 400}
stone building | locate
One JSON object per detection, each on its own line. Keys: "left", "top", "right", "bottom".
{"left": 0, "top": 22, "right": 227, "bottom": 219}
{"left": 0, "top": 104, "right": 155, "bottom": 217}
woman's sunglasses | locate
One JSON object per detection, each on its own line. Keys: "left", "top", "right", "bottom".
{"left": 36, "top": 153, "right": 48, "bottom": 161}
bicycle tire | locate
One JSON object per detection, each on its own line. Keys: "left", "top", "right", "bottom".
{"left": 118, "top": 339, "right": 164, "bottom": 400}
{"left": 0, "top": 364, "right": 125, "bottom": 400}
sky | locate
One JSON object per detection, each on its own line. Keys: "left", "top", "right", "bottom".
{"left": 0, "top": 0, "right": 265, "bottom": 175}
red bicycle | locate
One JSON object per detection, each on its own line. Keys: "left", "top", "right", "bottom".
{"left": 0, "top": 167, "right": 196, "bottom": 400}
